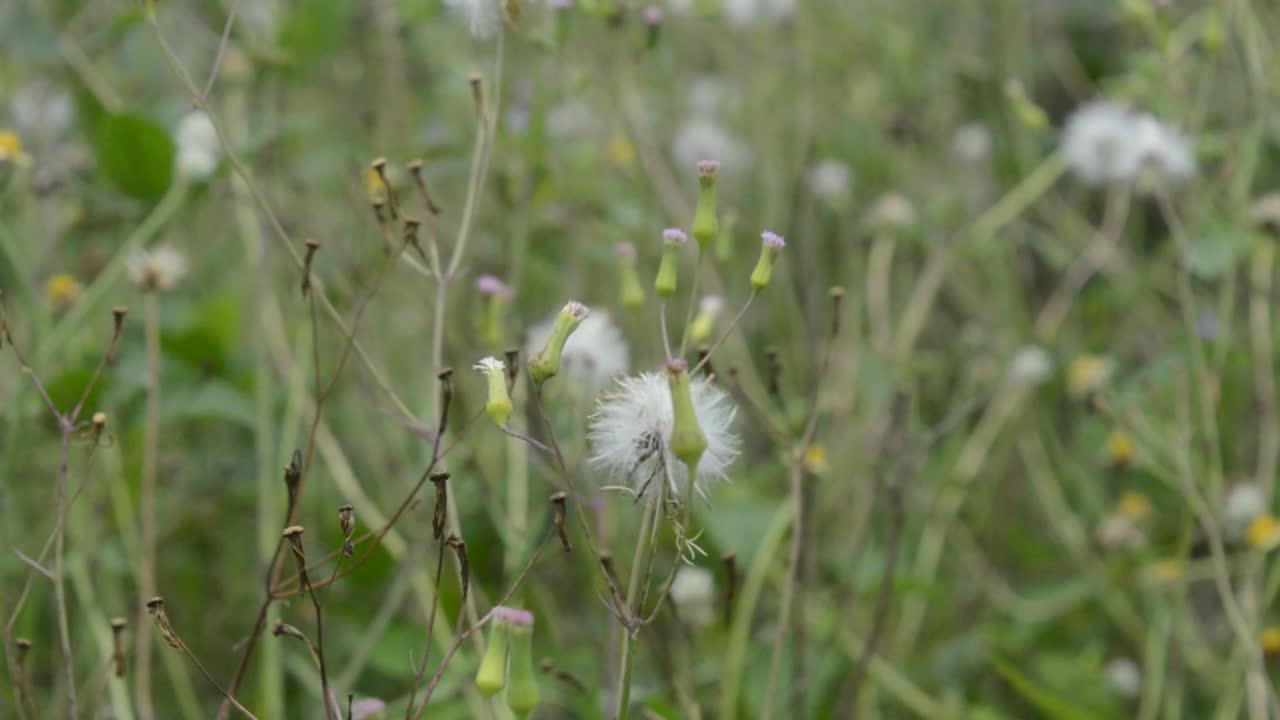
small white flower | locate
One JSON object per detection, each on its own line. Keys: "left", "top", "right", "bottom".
{"left": 525, "top": 307, "right": 628, "bottom": 393}
{"left": 175, "top": 111, "right": 219, "bottom": 180}
{"left": 474, "top": 356, "right": 506, "bottom": 374}
{"left": 1008, "top": 345, "right": 1053, "bottom": 386}
{"left": 443, "top": 0, "right": 501, "bottom": 38}
{"left": 951, "top": 122, "right": 992, "bottom": 163}
{"left": 807, "top": 159, "right": 852, "bottom": 202}
{"left": 1104, "top": 657, "right": 1142, "bottom": 699}
{"left": 128, "top": 245, "right": 188, "bottom": 292}
{"left": 673, "top": 118, "right": 750, "bottom": 173}
{"left": 1224, "top": 482, "right": 1267, "bottom": 541}
{"left": 588, "top": 371, "right": 738, "bottom": 502}
{"left": 669, "top": 565, "right": 715, "bottom": 628}
{"left": 1061, "top": 100, "right": 1195, "bottom": 186}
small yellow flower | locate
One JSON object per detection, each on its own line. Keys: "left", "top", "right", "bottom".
{"left": 802, "top": 443, "right": 830, "bottom": 476}
{"left": 45, "top": 273, "right": 81, "bottom": 307}
{"left": 1261, "top": 627, "right": 1280, "bottom": 655}
{"left": 607, "top": 134, "right": 635, "bottom": 169}
{"left": 1117, "top": 491, "right": 1150, "bottom": 522}
{"left": 1248, "top": 514, "right": 1280, "bottom": 551}
{"left": 0, "top": 131, "right": 23, "bottom": 163}
{"left": 364, "top": 166, "right": 387, "bottom": 203}
{"left": 1067, "top": 354, "right": 1113, "bottom": 398}
{"left": 1106, "top": 430, "right": 1135, "bottom": 467}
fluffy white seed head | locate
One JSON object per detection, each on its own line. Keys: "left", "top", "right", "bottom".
{"left": 443, "top": 0, "right": 500, "bottom": 38}
{"left": 175, "top": 111, "right": 219, "bottom": 180}
{"left": 1224, "top": 482, "right": 1267, "bottom": 541}
{"left": 1008, "top": 345, "right": 1053, "bottom": 387}
{"left": 1061, "top": 100, "right": 1195, "bottom": 187}
{"left": 669, "top": 565, "right": 715, "bottom": 628}
{"left": 524, "top": 307, "right": 628, "bottom": 393}
{"left": 588, "top": 371, "right": 738, "bottom": 503}
{"left": 128, "top": 245, "right": 188, "bottom": 292}
{"left": 807, "top": 159, "right": 853, "bottom": 201}
{"left": 1105, "top": 657, "right": 1142, "bottom": 699}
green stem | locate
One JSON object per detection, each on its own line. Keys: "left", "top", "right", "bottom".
{"left": 616, "top": 501, "right": 657, "bottom": 720}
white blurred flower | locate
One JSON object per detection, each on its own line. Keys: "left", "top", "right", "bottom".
{"left": 669, "top": 565, "right": 715, "bottom": 628}
{"left": 128, "top": 245, "right": 188, "bottom": 292}
{"left": 1104, "top": 657, "right": 1142, "bottom": 699}
{"left": 350, "top": 697, "right": 387, "bottom": 719}
{"left": 1008, "top": 346, "right": 1052, "bottom": 386}
{"left": 866, "top": 192, "right": 916, "bottom": 231}
{"left": 1224, "top": 482, "right": 1268, "bottom": 542}
{"left": 10, "top": 82, "right": 74, "bottom": 140}
{"left": 673, "top": 118, "right": 750, "bottom": 173}
{"left": 951, "top": 122, "right": 992, "bottom": 164}
{"left": 807, "top": 159, "right": 852, "bottom": 202}
{"left": 588, "top": 371, "right": 738, "bottom": 502}
{"left": 666, "top": 0, "right": 694, "bottom": 15}
{"left": 175, "top": 111, "right": 219, "bottom": 180}
{"left": 1061, "top": 100, "right": 1195, "bottom": 187}
{"left": 722, "top": 0, "right": 794, "bottom": 26}
{"left": 443, "top": 0, "right": 500, "bottom": 38}
{"left": 525, "top": 308, "right": 628, "bottom": 393}
{"left": 1096, "top": 513, "right": 1145, "bottom": 550}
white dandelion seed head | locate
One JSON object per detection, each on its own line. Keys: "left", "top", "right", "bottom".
{"left": 1061, "top": 100, "right": 1196, "bottom": 187}
{"left": 669, "top": 565, "right": 715, "bottom": 628}
{"left": 127, "top": 245, "right": 188, "bottom": 292}
{"left": 699, "top": 295, "right": 724, "bottom": 315}
{"left": 174, "top": 111, "right": 219, "bottom": 180}
{"left": 588, "top": 371, "right": 739, "bottom": 503}
{"left": 443, "top": 0, "right": 501, "bottom": 38}
{"left": 673, "top": 117, "right": 751, "bottom": 173}
{"left": 807, "top": 159, "right": 852, "bottom": 201}
{"left": 951, "top": 122, "right": 992, "bottom": 164}
{"left": 866, "top": 192, "right": 917, "bottom": 231}
{"left": 1104, "top": 657, "right": 1142, "bottom": 699}
{"left": 1224, "top": 482, "right": 1267, "bottom": 541}
{"left": 1008, "top": 345, "right": 1053, "bottom": 386}
{"left": 525, "top": 307, "right": 628, "bottom": 393}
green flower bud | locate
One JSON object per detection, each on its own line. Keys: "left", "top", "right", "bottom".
{"left": 655, "top": 229, "right": 687, "bottom": 299}
{"left": 529, "top": 301, "right": 589, "bottom": 386}
{"left": 475, "top": 357, "right": 513, "bottom": 427}
{"left": 749, "top": 231, "right": 786, "bottom": 290}
{"left": 691, "top": 161, "right": 720, "bottom": 252}
{"left": 688, "top": 295, "right": 723, "bottom": 344}
{"left": 716, "top": 209, "right": 738, "bottom": 262}
{"left": 616, "top": 242, "right": 645, "bottom": 309}
{"left": 474, "top": 620, "right": 509, "bottom": 696}
{"left": 475, "top": 276, "right": 512, "bottom": 350}
{"left": 666, "top": 359, "right": 707, "bottom": 471}
{"left": 505, "top": 622, "right": 540, "bottom": 717}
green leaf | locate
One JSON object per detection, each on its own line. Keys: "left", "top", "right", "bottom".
{"left": 90, "top": 112, "right": 174, "bottom": 200}
{"left": 161, "top": 382, "right": 256, "bottom": 429}
{"left": 1186, "top": 223, "right": 1257, "bottom": 280}
{"left": 991, "top": 657, "right": 1102, "bottom": 720}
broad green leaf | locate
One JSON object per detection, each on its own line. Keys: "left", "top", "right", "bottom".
{"left": 90, "top": 112, "right": 174, "bottom": 200}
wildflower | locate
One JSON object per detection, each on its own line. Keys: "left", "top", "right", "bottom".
{"left": 175, "top": 111, "right": 219, "bottom": 180}
{"left": 525, "top": 305, "right": 627, "bottom": 393}
{"left": 475, "top": 616, "right": 510, "bottom": 695}
{"left": 1117, "top": 491, "right": 1150, "bottom": 522}
{"left": 1066, "top": 353, "right": 1113, "bottom": 398}
{"left": 1104, "top": 657, "right": 1142, "bottom": 699}
{"left": 866, "top": 192, "right": 917, "bottom": 232}
{"left": 749, "top": 230, "right": 785, "bottom": 290}
{"left": 527, "top": 300, "right": 591, "bottom": 387}
{"left": 476, "top": 275, "right": 513, "bottom": 349}
{"left": 128, "top": 245, "right": 188, "bottom": 292}
{"left": 1008, "top": 345, "right": 1053, "bottom": 387}
{"left": 475, "top": 357, "right": 513, "bottom": 427}
{"left": 588, "top": 367, "right": 738, "bottom": 502}
{"left": 1106, "top": 430, "right": 1135, "bottom": 467}
{"left": 688, "top": 295, "right": 724, "bottom": 344}
{"left": 807, "top": 159, "right": 852, "bottom": 204}
{"left": 655, "top": 228, "right": 688, "bottom": 298}
{"left": 505, "top": 610, "right": 539, "bottom": 717}
{"left": 1247, "top": 514, "right": 1280, "bottom": 551}
{"left": 1096, "top": 512, "right": 1144, "bottom": 550}
{"left": 615, "top": 242, "right": 646, "bottom": 309}
{"left": 669, "top": 565, "right": 715, "bottom": 628}
{"left": 1262, "top": 628, "right": 1280, "bottom": 655}
{"left": 45, "top": 273, "right": 81, "bottom": 308}
{"left": 0, "top": 131, "right": 27, "bottom": 165}
{"left": 691, "top": 160, "right": 720, "bottom": 251}
{"left": 801, "top": 443, "right": 830, "bottom": 475}
{"left": 673, "top": 118, "right": 750, "bottom": 172}
{"left": 364, "top": 166, "right": 388, "bottom": 203}
{"left": 1225, "top": 482, "right": 1267, "bottom": 541}
{"left": 444, "top": 0, "right": 501, "bottom": 38}
{"left": 951, "top": 122, "right": 992, "bottom": 164}
{"left": 1061, "top": 100, "right": 1195, "bottom": 187}
{"left": 350, "top": 697, "right": 387, "bottom": 720}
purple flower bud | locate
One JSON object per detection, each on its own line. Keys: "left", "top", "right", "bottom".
{"left": 351, "top": 697, "right": 387, "bottom": 720}
{"left": 476, "top": 274, "right": 513, "bottom": 299}
{"left": 761, "top": 230, "right": 785, "bottom": 249}
{"left": 697, "top": 159, "right": 720, "bottom": 177}
{"left": 615, "top": 241, "right": 637, "bottom": 261}
{"left": 644, "top": 4, "right": 663, "bottom": 25}
{"left": 662, "top": 228, "right": 688, "bottom": 246}
{"left": 666, "top": 357, "right": 689, "bottom": 373}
